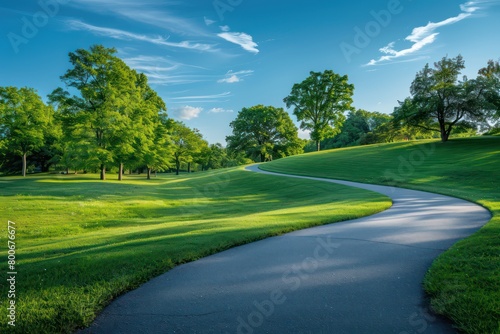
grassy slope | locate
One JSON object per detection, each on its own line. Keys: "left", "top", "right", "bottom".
{"left": 261, "top": 136, "right": 500, "bottom": 334}
{"left": 0, "top": 167, "right": 391, "bottom": 333}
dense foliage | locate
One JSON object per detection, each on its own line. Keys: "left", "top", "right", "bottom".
{"left": 284, "top": 70, "right": 354, "bottom": 151}
{"left": 0, "top": 46, "right": 229, "bottom": 178}
{"left": 226, "top": 105, "right": 304, "bottom": 162}
{"left": 393, "top": 55, "right": 499, "bottom": 142}
{"left": 1, "top": 52, "right": 499, "bottom": 176}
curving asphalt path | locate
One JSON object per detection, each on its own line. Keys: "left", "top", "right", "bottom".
{"left": 78, "top": 165, "right": 490, "bottom": 334}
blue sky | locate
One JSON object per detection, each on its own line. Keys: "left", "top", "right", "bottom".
{"left": 1, "top": 0, "right": 500, "bottom": 144}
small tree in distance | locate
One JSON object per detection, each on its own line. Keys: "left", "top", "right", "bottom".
{"left": 170, "top": 121, "right": 207, "bottom": 175}
{"left": 284, "top": 70, "right": 354, "bottom": 151}
{"left": 226, "top": 105, "right": 303, "bottom": 162}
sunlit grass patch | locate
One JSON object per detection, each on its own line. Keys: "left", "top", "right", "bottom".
{"left": 0, "top": 166, "right": 390, "bottom": 333}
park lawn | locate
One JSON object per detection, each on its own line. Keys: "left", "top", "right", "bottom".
{"left": 261, "top": 136, "right": 500, "bottom": 334}
{"left": 0, "top": 167, "right": 391, "bottom": 334}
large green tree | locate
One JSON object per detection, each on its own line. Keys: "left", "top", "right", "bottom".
{"left": 394, "top": 55, "right": 489, "bottom": 142}
{"left": 0, "top": 87, "right": 52, "bottom": 176}
{"left": 478, "top": 59, "right": 500, "bottom": 127}
{"left": 51, "top": 45, "right": 171, "bottom": 180}
{"left": 29, "top": 118, "right": 62, "bottom": 173}
{"left": 48, "top": 89, "right": 98, "bottom": 174}
{"left": 170, "top": 121, "right": 207, "bottom": 175}
{"left": 137, "top": 113, "right": 172, "bottom": 179}
{"left": 53, "top": 45, "right": 140, "bottom": 180}
{"left": 123, "top": 73, "right": 170, "bottom": 180}
{"left": 284, "top": 70, "right": 354, "bottom": 151}
{"left": 226, "top": 105, "right": 303, "bottom": 162}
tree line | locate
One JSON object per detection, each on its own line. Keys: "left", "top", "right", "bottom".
{"left": 1, "top": 47, "right": 499, "bottom": 178}
{"left": 0, "top": 45, "right": 248, "bottom": 179}
{"left": 227, "top": 55, "right": 499, "bottom": 157}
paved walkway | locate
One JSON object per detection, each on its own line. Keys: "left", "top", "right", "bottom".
{"left": 79, "top": 165, "right": 490, "bottom": 334}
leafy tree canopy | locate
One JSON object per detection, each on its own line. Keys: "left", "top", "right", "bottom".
{"left": 49, "top": 45, "right": 169, "bottom": 180}
{"left": 478, "top": 59, "right": 500, "bottom": 128}
{"left": 0, "top": 87, "right": 52, "bottom": 176}
{"left": 226, "top": 105, "right": 303, "bottom": 162}
{"left": 170, "top": 120, "right": 208, "bottom": 175}
{"left": 284, "top": 70, "right": 354, "bottom": 151}
{"left": 393, "top": 55, "right": 491, "bottom": 142}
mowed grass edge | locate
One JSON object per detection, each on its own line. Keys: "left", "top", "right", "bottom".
{"left": 0, "top": 166, "right": 391, "bottom": 333}
{"left": 260, "top": 136, "right": 500, "bottom": 334}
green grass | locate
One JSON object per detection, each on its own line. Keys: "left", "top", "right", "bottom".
{"left": 0, "top": 167, "right": 391, "bottom": 333}
{"left": 261, "top": 136, "right": 500, "bottom": 334}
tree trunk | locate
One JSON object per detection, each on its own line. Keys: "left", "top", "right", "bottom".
{"left": 66, "top": 167, "right": 69, "bottom": 175}
{"left": 176, "top": 159, "right": 180, "bottom": 175}
{"left": 147, "top": 167, "right": 151, "bottom": 180}
{"left": 317, "top": 140, "right": 321, "bottom": 152}
{"left": 100, "top": 164, "right": 106, "bottom": 180}
{"left": 188, "top": 162, "right": 191, "bottom": 173}
{"left": 439, "top": 122, "right": 449, "bottom": 142}
{"left": 118, "top": 163, "right": 123, "bottom": 181}
{"left": 22, "top": 153, "right": 27, "bottom": 177}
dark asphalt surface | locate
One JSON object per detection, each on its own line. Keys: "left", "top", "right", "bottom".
{"left": 78, "top": 165, "right": 490, "bottom": 334}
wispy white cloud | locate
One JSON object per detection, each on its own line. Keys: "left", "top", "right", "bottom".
{"left": 218, "top": 75, "right": 240, "bottom": 83}
{"left": 122, "top": 55, "right": 213, "bottom": 85}
{"left": 217, "top": 26, "right": 259, "bottom": 54}
{"left": 171, "top": 92, "right": 231, "bottom": 101}
{"left": 69, "top": 0, "right": 210, "bottom": 37}
{"left": 217, "top": 70, "right": 254, "bottom": 83}
{"left": 124, "top": 55, "right": 180, "bottom": 73}
{"left": 367, "top": 56, "right": 431, "bottom": 68}
{"left": 170, "top": 92, "right": 232, "bottom": 104}
{"left": 147, "top": 74, "right": 207, "bottom": 85}
{"left": 204, "top": 16, "right": 216, "bottom": 26}
{"left": 66, "top": 20, "right": 216, "bottom": 52}
{"left": 366, "top": 1, "right": 491, "bottom": 66}
{"left": 126, "top": 10, "right": 210, "bottom": 37}
{"left": 209, "top": 108, "right": 234, "bottom": 113}
{"left": 174, "top": 105, "right": 203, "bottom": 120}
{"left": 367, "top": 34, "right": 438, "bottom": 66}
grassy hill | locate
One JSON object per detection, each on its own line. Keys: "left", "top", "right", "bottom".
{"left": 261, "top": 136, "right": 500, "bottom": 334}
{"left": 0, "top": 167, "right": 390, "bottom": 333}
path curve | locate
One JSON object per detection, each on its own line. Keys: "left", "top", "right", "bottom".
{"left": 79, "top": 165, "right": 490, "bottom": 334}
